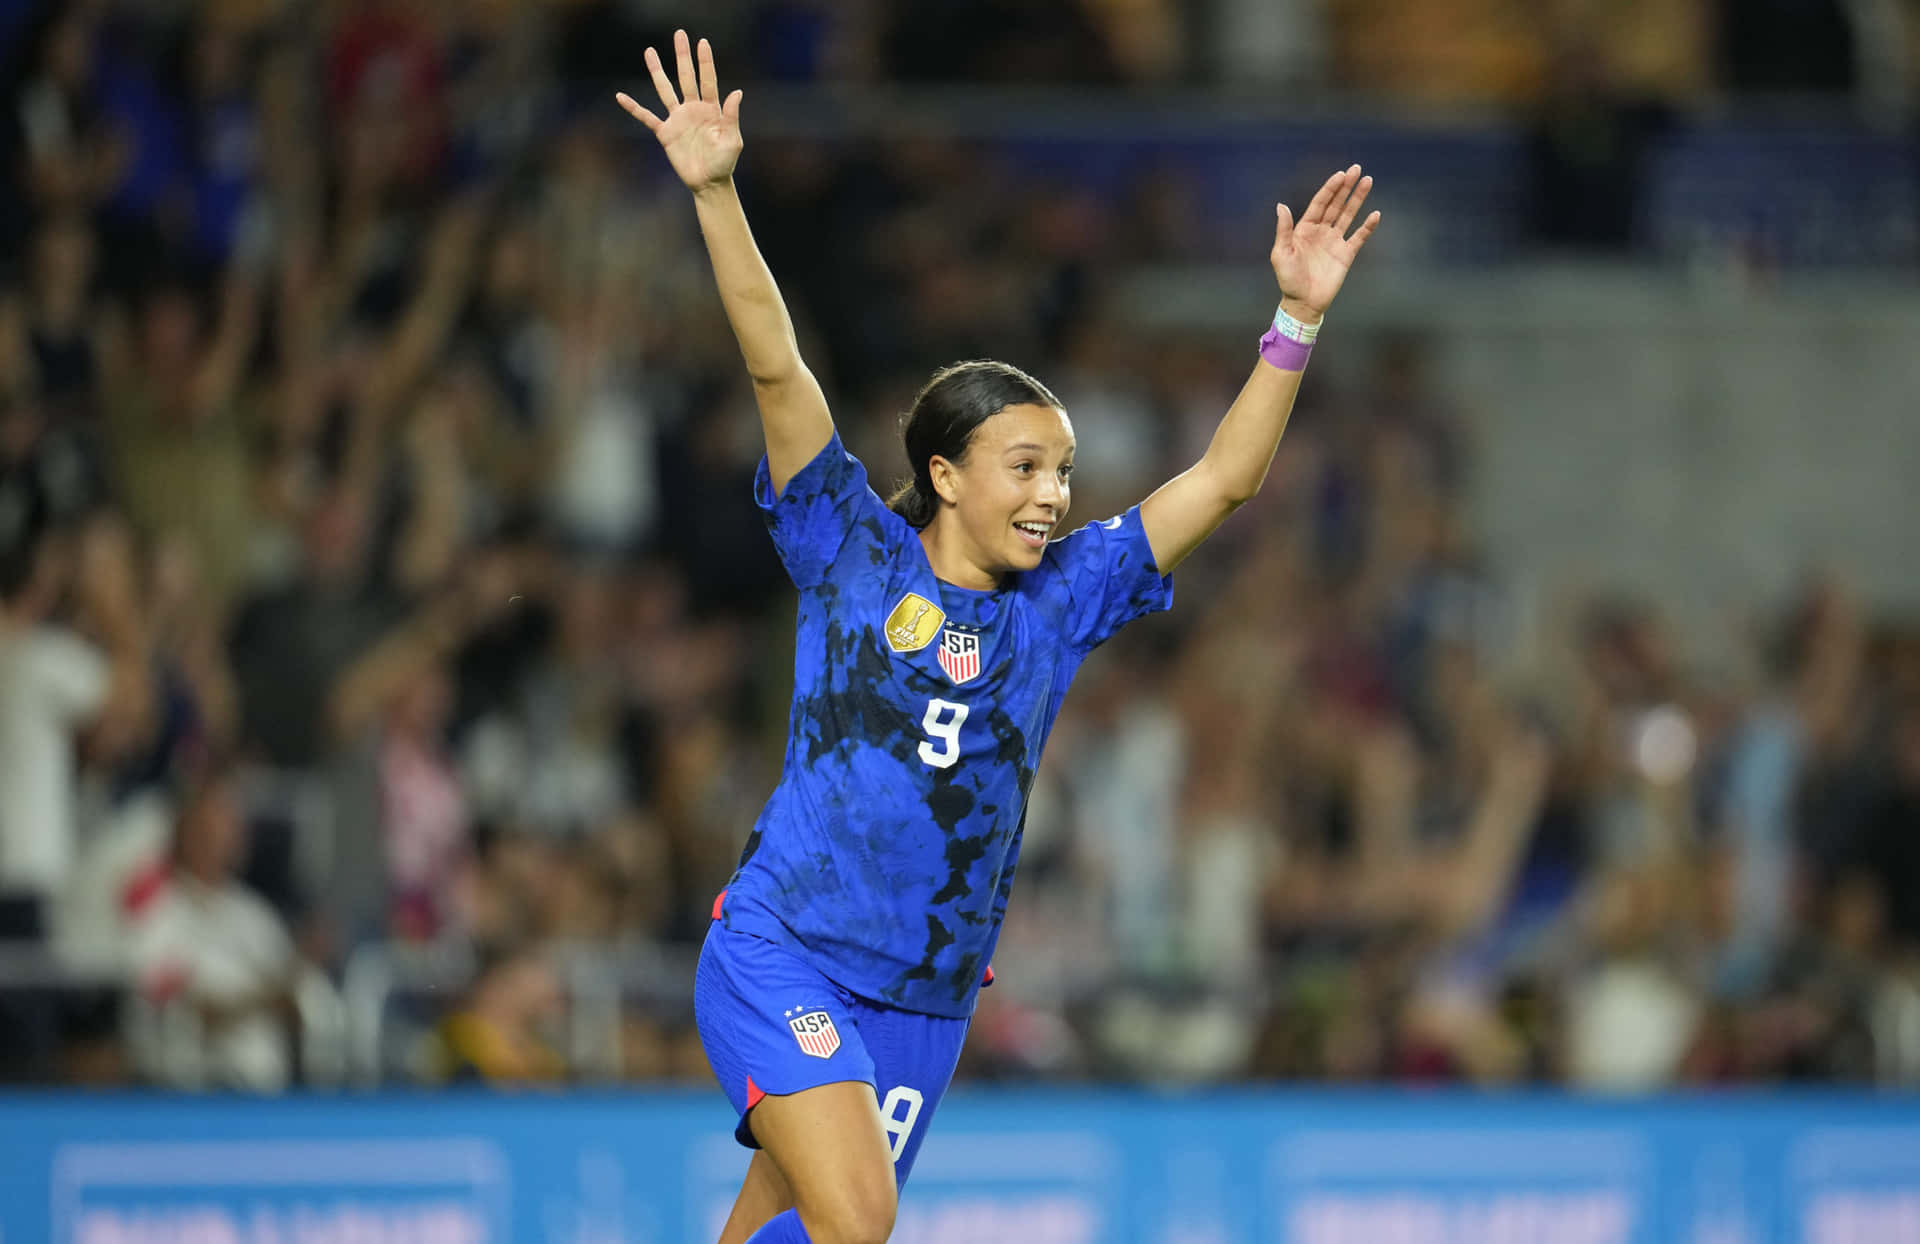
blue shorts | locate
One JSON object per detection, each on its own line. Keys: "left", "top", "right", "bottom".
{"left": 693, "top": 914, "right": 971, "bottom": 1187}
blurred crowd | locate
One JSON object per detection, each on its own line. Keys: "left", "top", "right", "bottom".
{"left": 0, "top": 0, "right": 1917, "bottom": 1095}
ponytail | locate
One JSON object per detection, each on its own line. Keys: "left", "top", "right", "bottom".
{"left": 887, "top": 477, "right": 940, "bottom": 529}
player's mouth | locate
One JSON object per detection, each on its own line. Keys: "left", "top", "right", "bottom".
{"left": 1013, "top": 520, "right": 1053, "bottom": 550}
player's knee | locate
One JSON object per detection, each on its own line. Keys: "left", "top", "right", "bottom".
{"left": 798, "top": 1169, "right": 897, "bottom": 1244}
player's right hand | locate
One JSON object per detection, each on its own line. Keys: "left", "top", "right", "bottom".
{"left": 617, "top": 29, "right": 743, "bottom": 193}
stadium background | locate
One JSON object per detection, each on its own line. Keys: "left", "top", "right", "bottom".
{"left": 1, "top": 0, "right": 1918, "bottom": 1240}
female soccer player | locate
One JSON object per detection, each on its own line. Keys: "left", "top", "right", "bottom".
{"left": 619, "top": 31, "right": 1379, "bottom": 1244}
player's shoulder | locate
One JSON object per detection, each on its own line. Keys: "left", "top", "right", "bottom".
{"left": 1027, "top": 513, "right": 1127, "bottom": 583}
{"left": 832, "top": 505, "right": 924, "bottom": 593}
{"left": 1054, "top": 513, "right": 1127, "bottom": 549}
{"left": 856, "top": 498, "right": 920, "bottom": 555}
{"left": 793, "top": 525, "right": 927, "bottom": 640}
{"left": 1004, "top": 517, "right": 1103, "bottom": 625}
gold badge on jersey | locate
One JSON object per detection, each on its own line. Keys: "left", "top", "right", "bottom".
{"left": 883, "top": 593, "right": 945, "bottom": 653}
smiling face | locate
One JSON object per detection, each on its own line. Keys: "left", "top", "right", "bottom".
{"left": 927, "top": 402, "right": 1075, "bottom": 585}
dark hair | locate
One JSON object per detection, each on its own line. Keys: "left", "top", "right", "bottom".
{"left": 887, "top": 360, "right": 1064, "bottom": 529}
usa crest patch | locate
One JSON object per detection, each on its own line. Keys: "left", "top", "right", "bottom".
{"left": 937, "top": 627, "right": 981, "bottom": 684}
{"left": 787, "top": 1007, "right": 841, "bottom": 1059}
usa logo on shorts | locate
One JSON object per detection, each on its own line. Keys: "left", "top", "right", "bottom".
{"left": 787, "top": 1007, "right": 841, "bottom": 1059}
{"left": 937, "top": 628, "right": 981, "bottom": 684}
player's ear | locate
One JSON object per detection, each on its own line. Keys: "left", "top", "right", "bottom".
{"left": 928, "top": 454, "right": 961, "bottom": 506}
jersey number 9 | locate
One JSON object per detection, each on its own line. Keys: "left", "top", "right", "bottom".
{"left": 879, "top": 1085, "right": 925, "bottom": 1162}
{"left": 918, "top": 698, "right": 968, "bottom": 769}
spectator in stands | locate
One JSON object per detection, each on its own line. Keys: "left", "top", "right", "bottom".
{"left": 104, "top": 270, "right": 262, "bottom": 610}
{"left": 462, "top": 563, "right": 634, "bottom": 841}
{"left": 434, "top": 944, "right": 566, "bottom": 1085}
{"left": 12, "top": 4, "right": 128, "bottom": 216}
{"left": 0, "top": 511, "right": 150, "bottom": 944}
{"left": 1561, "top": 864, "right": 1701, "bottom": 1090}
{"left": 371, "top": 660, "right": 473, "bottom": 943}
{"left": 227, "top": 485, "right": 403, "bottom": 768}
{"left": 174, "top": 15, "right": 268, "bottom": 266}
{"left": 24, "top": 214, "right": 107, "bottom": 425}
{"left": 1394, "top": 708, "right": 1558, "bottom": 1083}
{"left": 324, "top": 569, "right": 517, "bottom": 949}
{"left": 1839, "top": 698, "right": 1920, "bottom": 961}
{"left": 0, "top": 286, "right": 102, "bottom": 536}
{"left": 129, "top": 759, "right": 300, "bottom": 1091}
{"left": 325, "top": 0, "right": 449, "bottom": 191}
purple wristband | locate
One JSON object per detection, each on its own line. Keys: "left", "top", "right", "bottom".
{"left": 1259, "top": 326, "right": 1313, "bottom": 372}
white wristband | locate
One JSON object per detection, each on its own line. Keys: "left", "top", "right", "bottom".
{"left": 1272, "top": 304, "right": 1321, "bottom": 346}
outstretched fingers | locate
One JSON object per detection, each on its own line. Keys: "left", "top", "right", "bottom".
{"left": 698, "top": 37, "right": 720, "bottom": 104}
{"left": 644, "top": 45, "right": 678, "bottom": 112}
{"left": 1328, "top": 165, "right": 1362, "bottom": 225}
{"left": 1334, "top": 173, "right": 1373, "bottom": 235}
{"left": 1348, "top": 210, "right": 1383, "bottom": 254}
{"left": 615, "top": 92, "right": 661, "bottom": 132}
{"left": 674, "top": 30, "right": 700, "bottom": 109}
{"left": 1300, "top": 166, "right": 1350, "bottom": 226}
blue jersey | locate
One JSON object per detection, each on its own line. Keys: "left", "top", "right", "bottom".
{"left": 719, "top": 432, "right": 1173, "bottom": 1017}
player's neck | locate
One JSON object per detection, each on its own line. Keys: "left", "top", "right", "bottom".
{"left": 916, "top": 524, "right": 1001, "bottom": 592}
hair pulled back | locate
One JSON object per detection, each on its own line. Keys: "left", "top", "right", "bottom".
{"left": 887, "top": 360, "right": 1064, "bottom": 529}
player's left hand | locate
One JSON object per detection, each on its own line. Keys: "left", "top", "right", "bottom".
{"left": 1272, "top": 165, "right": 1380, "bottom": 320}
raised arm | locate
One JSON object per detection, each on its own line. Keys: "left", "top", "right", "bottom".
{"left": 618, "top": 31, "right": 832, "bottom": 496}
{"left": 1140, "top": 166, "right": 1379, "bottom": 572}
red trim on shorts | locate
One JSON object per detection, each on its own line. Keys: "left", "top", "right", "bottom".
{"left": 746, "top": 1076, "right": 765, "bottom": 1110}
{"left": 712, "top": 889, "right": 726, "bottom": 920}
{"left": 982, "top": 964, "right": 995, "bottom": 986}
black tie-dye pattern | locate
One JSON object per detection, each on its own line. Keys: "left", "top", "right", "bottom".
{"left": 718, "top": 434, "right": 1173, "bottom": 1017}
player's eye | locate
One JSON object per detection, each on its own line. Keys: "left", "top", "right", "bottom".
{"left": 1013, "top": 462, "right": 1033, "bottom": 474}
{"left": 1058, "top": 464, "right": 1074, "bottom": 481}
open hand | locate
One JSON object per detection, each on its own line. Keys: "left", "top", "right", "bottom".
{"left": 1273, "top": 166, "right": 1381, "bottom": 318}
{"left": 616, "top": 30, "right": 742, "bottom": 193}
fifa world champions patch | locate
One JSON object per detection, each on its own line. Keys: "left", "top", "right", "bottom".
{"left": 787, "top": 1006, "right": 842, "bottom": 1059}
{"left": 884, "top": 593, "right": 944, "bottom": 653}
{"left": 937, "top": 626, "right": 981, "bottom": 684}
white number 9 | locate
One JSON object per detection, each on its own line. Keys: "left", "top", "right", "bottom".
{"left": 918, "top": 698, "right": 968, "bottom": 769}
{"left": 879, "top": 1085, "right": 925, "bottom": 1162}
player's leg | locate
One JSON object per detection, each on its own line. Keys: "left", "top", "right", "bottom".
{"left": 715, "top": 1151, "right": 791, "bottom": 1244}
{"left": 742, "top": 1081, "right": 899, "bottom": 1244}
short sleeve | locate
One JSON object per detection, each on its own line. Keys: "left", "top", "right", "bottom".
{"left": 1034, "top": 505, "right": 1174, "bottom": 652}
{"left": 753, "top": 433, "right": 894, "bottom": 590}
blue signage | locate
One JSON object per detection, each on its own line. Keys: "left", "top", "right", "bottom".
{"left": 1, "top": 1090, "right": 1915, "bottom": 1243}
